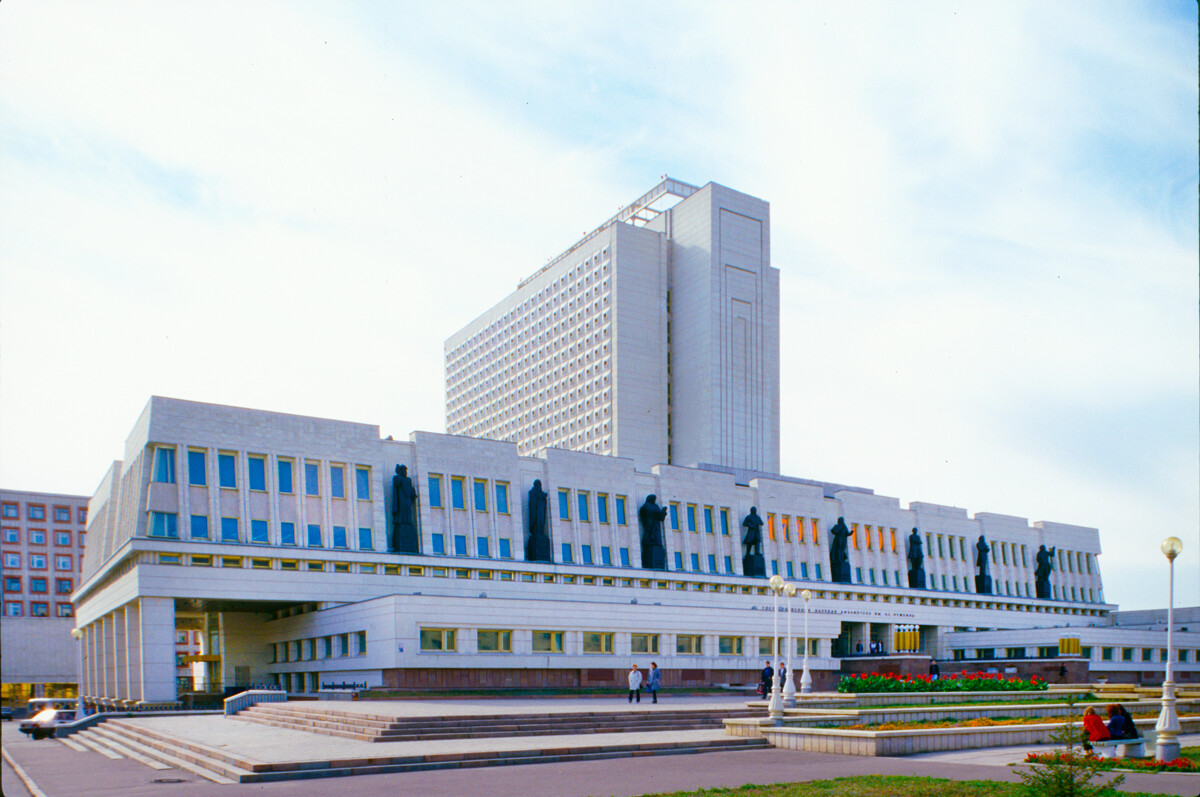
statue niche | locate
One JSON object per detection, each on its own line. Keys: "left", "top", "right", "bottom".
{"left": 974, "top": 534, "right": 993, "bottom": 594}
{"left": 638, "top": 495, "right": 668, "bottom": 570}
{"left": 828, "top": 517, "right": 852, "bottom": 584}
{"left": 741, "top": 507, "right": 766, "bottom": 578}
{"left": 390, "top": 464, "right": 420, "bottom": 554}
{"left": 525, "top": 480, "right": 552, "bottom": 563}
{"left": 906, "top": 528, "right": 926, "bottom": 589}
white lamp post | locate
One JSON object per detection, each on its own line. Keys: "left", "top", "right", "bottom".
{"left": 1156, "top": 536, "right": 1183, "bottom": 762}
{"left": 783, "top": 583, "right": 797, "bottom": 706}
{"left": 767, "top": 574, "right": 785, "bottom": 721}
{"left": 800, "top": 588, "right": 813, "bottom": 694}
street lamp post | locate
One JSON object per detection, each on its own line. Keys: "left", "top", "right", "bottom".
{"left": 783, "top": 583, "right": 797, "bottom": 706}
{"left": 767, "top": 574, "right": 785, "bottom": 721}
{"left": 800, "top": 588, "right": 813, "bottom": 694}
{"left": 1156, "top": 536, "right": 1183, "bottom": 762}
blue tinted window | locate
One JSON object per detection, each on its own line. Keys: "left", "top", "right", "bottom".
{"left": 332, "top": 526, "right": 347, "bottom": 548}
{"left": 431, "top": 533, "right": 445, "bottom": 555}
{"left": 686, "top": 505, "right": 696, "bottom": 532}
{"left": 669, "top": 504, "right": 679, "bottom": 530}
{"left": 248, "top": 457, "right": 266, "bottom": 491}
{"left": 704, "top": 507, "right": 713, "bottom": 534}
{"left": 428, "top": 475, "right": 442, "bottom": 507}
{"left": 218, "top": 454, "right": 236, "bottom": 488}
{"left": 306, "top": 524, "right": 321, "bottom": 547}
{"left": 454, "top": 535, "right": 467, "bottom": 556}
{"left": 190, "top": 515, "right": 209, "bottom": 539}
{"left": 597, "top": 495, "right": 608, "bottom": 524}
{"left": 724, "top": 556, "right": 733, "bottom": 574}
{"left": 450, "top": 478, "right": 465, "bottom": 510}
{"left": 772, "top": 560, "right": 779, "bottom": 576}
{"left": 281, "top": 522, "right": 296, "bottom": 546}
{"left": 355, "top": 467, "right": 370, "bottom": 500}
{"left": 815, "top": 563, "right": 822, "bottom": 580}
{"left": 581, "top": 545, "right": 592, "bottom": 564}
{"left": 561, "top": 543, "right": 573, "bottom": 563}
{"left": 304, "top": 463, "right": 319, "bottom": 496}
{"left": 786, "top": 561, "right": 795, "bottom": 579}
{"left": 150, "top": 512, "right": 178, "bottom": 538}
{"left": 330, "top": 467, "right": 345, "bottom": 499}
{"left": 220, "top": 517, "right": 238, "bottom": 542}
{"left": 601, "top": 547, "right": 612, "bottom": 566}
{"left": 708, "top": 554, "right": 717, "bottom": 572}
{"left": 473, "top": 480, "right": 486, "bottom": 511}
{"left": 154, "top": 448, "right": 175, "bottom": 483}
{"left": 477, "top": 537, "right": 490, "bottom": 557}
{"left": 251, "top": 519, "right": 268, "bottom": 544}
{"left": 673, "top": 552, "right": 683, "bottom": 570}
{"left": 558, "top": 490, "right": 570, "bottom": 520}
{"left": 188, "top": 450, "right": 206, "bottom": 486}
{"left": 620, "top": 548, "right": 630, "bottom": 567}
{"left": 720, "top": 511, "right": 729, "bottom": 535}
{"left": 277, "top": 460, "right": 293, "bottom": 493}
{"left": 498, "top": 538, "right": 511, "bottom": 558}
{"left": 577, "top": 493, "right": 589, "bottom": 523}
{"left": 800, "top": 562, "right": 809, "bottom": 578}
{"left": 358, "top": 527, "right": 372, "bottom": 549}
{"left": 615, "top": 497, "right": 626, "bottom": 525}
{"left": 690, "top": 553, "right": 700, "bottom": 571}
{"left": 495, "top": 483, "right": 509, "bottom": 514}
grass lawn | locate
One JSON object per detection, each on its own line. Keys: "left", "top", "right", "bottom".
{"left": 634, "top": 775, "right": 1159, "bottom": 796}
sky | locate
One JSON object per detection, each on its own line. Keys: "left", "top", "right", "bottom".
{"left": 1, "top": 0, "right": 1196, "bottom": 611}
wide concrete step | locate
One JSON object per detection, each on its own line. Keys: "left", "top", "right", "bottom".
{"left": 103, "top": 720, "right": 257, "bottom": 782}
{"left": 239, "top": 736, "right": 770, "bottom": 783}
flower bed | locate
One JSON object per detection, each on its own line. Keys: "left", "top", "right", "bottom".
{"left": 846, "top": 711, "right": 1168, "bottom": 731}
{"left": 837, "top": 671, "right": 1046, "bottom": 693}
{"left": 1025, "top": 750, "right": 1200, "bottom": 773}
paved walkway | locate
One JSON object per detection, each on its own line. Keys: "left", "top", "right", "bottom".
{"left": 4, "top": 698, "right": 1200, "bottom": 796}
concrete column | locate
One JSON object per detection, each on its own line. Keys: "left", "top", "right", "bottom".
{"left": 138, "top": 597, "right": 177, "bottom": 701}
{"left": 102, "top": 614, "right": 116, "bottom": 698}
{"left": 126, "top": 601, "right": 143, "bottom": 700}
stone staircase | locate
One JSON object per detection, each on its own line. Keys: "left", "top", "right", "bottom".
{"left": 233, "top": 703, "right": 763, "bottom": 743}
{"left": 58, "top": 709, "right": 768, "bottom": 783}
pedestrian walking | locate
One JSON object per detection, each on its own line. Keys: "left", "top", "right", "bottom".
{"left": 627, "top": 663, "right": 643, "bottom": 703}
{"left": 646, "top": 662, "right": 662, "bottom": 704}
{"left": 759, "top": 660, "right": 773, "bottom": 697}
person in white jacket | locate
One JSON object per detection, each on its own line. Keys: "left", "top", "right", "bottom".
{"left": 627, "top": 663, "right": 643, "bottom": 703}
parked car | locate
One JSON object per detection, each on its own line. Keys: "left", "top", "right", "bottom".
{"left": 0, "top": 705, "right": 13, "bottom": 721}
{"left": 18, "top": 698, "right": 77, "bottom": 740}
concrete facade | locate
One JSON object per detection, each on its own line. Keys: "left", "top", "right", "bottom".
{"left": 70, "top": 397, "right": 1137, "bottom": 702}
{"left": 1, "top": 489, "right": 90, "bottom": 689}
{"left": 445, "top": 179, "right": 780, "bottom": 473}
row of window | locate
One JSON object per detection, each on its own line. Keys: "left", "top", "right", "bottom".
{"left": 419, "top": 627, "right": 821, "bottom": 657}
{"left": 1, "top": 503, "right": 86, "bottom": 523}
{"left": 1, "top": 529, "right": 76, "bottom": 546}
{"left": 4, "top": 576, "right": 73, "bottom": 593}
{"left": 270, "top": 632, "right": 367, "bottom": 662}
{"left": 152, "top": 448, "right": 372, "bottom": 500}
{"left": 957, "top": 646, "right": 1194, "bottom": 663}
{"left": 149, "top": 512, "right": 374, "bottom": 549}
{"left": 3, "top": 601, "right": 73, "bottom": 617}
{"left": 2, "top": 553, "right": 74, "bottom": 571}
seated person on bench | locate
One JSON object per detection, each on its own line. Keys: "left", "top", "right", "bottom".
{"left": 1081, "top": 706, "right": 1109, "bottom": 753}
{"left": 1107, "top": 703, "right": 1139, "bottom": 740}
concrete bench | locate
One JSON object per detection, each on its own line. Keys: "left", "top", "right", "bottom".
{"left": 1090, "top": 738, "right": 1145, "bottom": 758}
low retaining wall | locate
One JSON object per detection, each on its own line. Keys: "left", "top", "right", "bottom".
{"left": 758, "top": 717, "right": 1200, "bottom": 757}
{"left": 224, "top": 689, "right": 289, "bottom": 716}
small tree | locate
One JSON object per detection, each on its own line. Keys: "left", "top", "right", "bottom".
{"left": 1013, "top": 721, "right": 1125, "bottom": 797}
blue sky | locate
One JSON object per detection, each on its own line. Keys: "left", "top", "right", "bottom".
{"left": 1, "top": 0, "right": 1195, "bottom": 610}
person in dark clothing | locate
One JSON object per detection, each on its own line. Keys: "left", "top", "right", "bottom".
{"left": 929, "top": 660, "right": 940, "bottom": 680}
{"left": 759, "top": 661, "right": 774, "bottom": 697}
{"left": 1117, "top": 704, "right": 1139, "bottom": 738}
{"left": 646, "top": 662, "right": 662, "bottom": 704}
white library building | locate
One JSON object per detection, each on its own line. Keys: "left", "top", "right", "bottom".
{"left": 72, "top": 179, "right": 1196, "bottom": 703}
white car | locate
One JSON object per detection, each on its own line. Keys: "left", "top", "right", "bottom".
{"left": 18, "top": 699, "right": 78, "bottom": 740}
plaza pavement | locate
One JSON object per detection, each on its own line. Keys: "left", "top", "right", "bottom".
{"left": 3, "top": 695, "right": 1199, "bottom": 797}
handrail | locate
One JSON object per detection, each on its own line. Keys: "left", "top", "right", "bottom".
{"left": 223, "top": 688, "right": 288, "bottom": 716}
